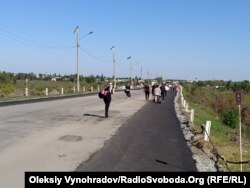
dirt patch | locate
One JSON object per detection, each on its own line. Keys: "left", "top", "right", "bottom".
{"left": 59, "top": 135, "right": 82, "bottom": 142}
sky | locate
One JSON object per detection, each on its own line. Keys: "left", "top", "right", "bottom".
{"left": 0, "top": 0, "right": 249, "bottom": 81}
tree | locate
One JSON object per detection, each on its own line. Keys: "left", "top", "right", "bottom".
{"left": 226, "top": 80, "right": 232, "bottom": 90}
{"left": 240, "top": 80, "right": 250, "bottom": 92}
{"left": 0, "top": 72, "right": 14, "bottom": 84}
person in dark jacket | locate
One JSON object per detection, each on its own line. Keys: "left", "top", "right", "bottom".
{"left": 103, "top": 83, "right": 112, "bottom": 118}
{"left": 125, "top": 84, "right": 131, "bottom": 98}
{"left": 144, "top": 84, "right": 150, "bottom": 100}
{"left": 151, "top": 83, "right": 156, "bottom": 101}
{"left": 160, "top": 83, "right": 166, "bottom": 101}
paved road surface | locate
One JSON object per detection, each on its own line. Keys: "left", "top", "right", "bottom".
{"left": 77, "top": 90, "right": 197, "bottom": 171}
{"left": 0, "top": 89, "right": 196, "bottom": 188}
{"left": 0, "top": 90, "right": 147, "bottom": 187}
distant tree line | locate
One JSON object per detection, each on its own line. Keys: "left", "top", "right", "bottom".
{"left": 0, "top": 71, "right": 147, "bottom": 86}
{"left": 184, "top": 80, "right": 250, "bottom": 93}
{"left": 0, "top": 71, "right": 111, "bottom": 84}
{"left": 183, "top": 79, "right": 250, "bottom": 128}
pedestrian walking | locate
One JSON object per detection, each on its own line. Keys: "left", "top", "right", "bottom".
{"left": 154, "top": 84, "right": 161, "bottom": 103}
{"left": 125, "top": 84, "right": 131, "bottom": 98}
{"left": 144, "top": 84, "right": 150, "bottom": 100}
{"left": 100, "top": 83, "right": 112, "bottom": 118}
{"left": 151, "top": 83, "right": 157, "bottom": 101}
{"left": 160, "top": 83, "right": 166, "bottom": 101}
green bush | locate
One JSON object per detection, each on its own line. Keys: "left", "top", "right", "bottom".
{"left": 222, "top": 109, "right": 239, "bottom": 129}
{"left": 0, "top": 72, "right": 14, "bottom": 84}
{"left": 0, "top": 84, "right": 15, "bottom": 94}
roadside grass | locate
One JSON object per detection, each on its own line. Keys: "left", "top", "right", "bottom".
{"left": 16, "top": 80, "right": 78, "bottom": 94}
{"left": 0, "top": 80, "right": 101, "bottom": 102}
{"left": 0, "top": 80, "right": 125, "bottom": 102}
{"left": 188, "top": 102, "right": 250, "bottom": 172}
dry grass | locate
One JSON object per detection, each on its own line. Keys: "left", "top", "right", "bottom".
{"left": 182, "top": 85, "right": 250, "bottom": 172}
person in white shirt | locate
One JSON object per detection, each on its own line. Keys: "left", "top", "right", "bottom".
{"left": 154, "top": 85, "right": 161, "bottom": 103}
{"left": 165, "top": 84, "right": 170, "bottom": 96}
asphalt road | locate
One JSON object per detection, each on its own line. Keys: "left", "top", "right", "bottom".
{"left": 0, "top": 89, "right": 147, "bottom": 187}
{"left": 0, "top": 89, "right": 197, "bottom": 187}
{"left": 76, "top": 90, "right": 197, "bottom": 172}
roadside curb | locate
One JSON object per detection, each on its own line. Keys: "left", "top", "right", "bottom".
{"left": 0, "top": 92, "right": 97, "bottom": 107}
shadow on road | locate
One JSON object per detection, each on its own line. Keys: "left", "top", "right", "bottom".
{"left": 155, "top": 159, "right": 193, "bottom": 171}
{"left": 83, "top": 113, "right": 106, "bottom": 118}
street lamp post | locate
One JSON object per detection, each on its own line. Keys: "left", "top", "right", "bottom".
{"left": 74, "top": 26, "right": 80, "bottom": 92}
{"left": 74, "top": 26, "right": 93, "bottom": 93}
{"left": 147, "top": 70, "right": 149, "bottom": 83}
{"left": 110, "top": 46, "right": 116, "bottom": 93}
{"left": 127, "top": 56, "right": 132, "bottom": 86}
{"left": 140, "top": 65, "right": 142, "bottom": 81}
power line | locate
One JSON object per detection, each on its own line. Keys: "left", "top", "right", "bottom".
{"left": 0, "top": 27, "right": 75, "bottom": 49}
{"left": 202, "top": 124, "right": 250, "bottom": 171}
{"left": 0, "top": 26, "right": 131, "bottom": 75}
{"left": 79, "top": 47, "right": 109, "bottom": 63}
{"left": 79, "top": 47, "right": 129, "bottom": 72}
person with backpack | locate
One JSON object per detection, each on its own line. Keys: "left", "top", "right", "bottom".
{"left": 98, "top": 82, "right": 112, "bottom": 118}
{"left": 124, "top": 84, "right": 131, "bottom": 98}
{"left": 143, "top": 83, "right": 150, "bottom": 100}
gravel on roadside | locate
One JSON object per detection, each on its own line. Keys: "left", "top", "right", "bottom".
{"left": 174, "top": 90, "right": 218, "bottom": 172}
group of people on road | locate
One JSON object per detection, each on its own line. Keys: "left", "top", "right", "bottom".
{"left": 100, "top": 82, "right": 133, "bottom": 118}
{"left": 144, "top": 83, "right": 170, "bottom": 103}
{"left": 99, "top": 81, "right": 174, "bottom": 118}
{"left": 99, "top": 82, "right": 132, "bottom": 118}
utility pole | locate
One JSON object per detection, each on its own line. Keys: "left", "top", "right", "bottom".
{"left": 140, "top": 65, "right": 142, "bottom": 80}
{"left": 147, "top": 70, "right": 149, "bottom": 83}
{"left": 74, "top": 26, "right": 80, "bottom": 93}
{"left": 110, "top": 46, "right": 116, "bottom": 92}
{"left": 239, "top": 103, "right": 242, "bottom": 172}
{"left": 236, "top": 91, "right": 242, "bottom": 172}
{"left": 127, "top": 56, "right": 132, "bottom": 86}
